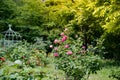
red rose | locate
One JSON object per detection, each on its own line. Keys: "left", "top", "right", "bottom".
{"left": 0, "top": 57, "right": 5, "bottom": 61}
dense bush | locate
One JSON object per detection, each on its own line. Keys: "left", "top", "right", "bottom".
{"left": 0, "top": 42, "right": 65, "bottom": 80}
{"left": 102, "top": 32, "right": 120, "bottom": 60}
{"left": 51, "top": 29, "right": 103, "bottom": 80}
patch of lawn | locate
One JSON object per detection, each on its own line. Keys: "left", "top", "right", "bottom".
{"left": 89, "top": 67, "right": 117, "bottom": 80}
{"left": 88, "top": 59, "right": 120, "bottom": 80}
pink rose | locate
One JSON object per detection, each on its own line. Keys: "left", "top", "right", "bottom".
{"left": 54, "top": 52, "right": 59, "bottom": 57}
{"left": 60, "top": 32, "right": 64, "bottom": 36}
{"left": 61, "top": 35, "right": 67, "bottom": 42}
{"left": 54, "top": 39, "right": 59, "bottom": 44}
{"left": 54, "top": 47, "right": 58, "bottom": 50}
{"left": 64, "top": 44, "right": 69, "bottom": 48}
{"left": 66, "top": 51, "right": 73, "bottom": 55}
{"left": 82, "top": 46, "right": 86, "bottom": 49}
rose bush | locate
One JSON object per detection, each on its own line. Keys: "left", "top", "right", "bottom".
{"left": 52, "top": 28, "right": 103, "bottom": 80}
{"left": 0, "top": 28, "right": 104, "bottom": 80}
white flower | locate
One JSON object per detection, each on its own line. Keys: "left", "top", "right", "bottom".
{"left": 49, "top": 45, "right": 53, "bottom": 48}
{"left": 14, "top": 60, "right": 22, "bottom": 65}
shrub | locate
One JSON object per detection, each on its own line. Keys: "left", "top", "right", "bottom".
{"left": 2, "top": 41, "right": 51, "bottom": 67}
{"left": 0, "top": 41, "right": 66, "bottom": 79}
{"left": 102, "top": 32, "right": 120, "bottom": 60}
{"left": 51, "top": 28, "right": 103, "bottom": 80}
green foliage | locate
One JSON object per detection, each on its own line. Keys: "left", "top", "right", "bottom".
{"left": 51, "top": 29, "right": 103, "bottom": 80}
{"left": 11, "top": 0, "right": 46, "bottom": 42}
{"left": 0, "top": 41, "right": 66, "bottom": 79}
{"left": 0, "top": 64, "right": 65, "bottom": 80}
{"left": 0, "top": 0, "right": 17, "bottom": 20}
{"left": 0, "top": 0, "right": 17, "bottom": 32}
{"left": 0, "top": 0, "right": 120, "bottom": 60}
{"left": 86, "top": 0, "right": 120, "bottom": 60}
{"left": 3, "top": 41, "right": 49, "bottom": 67}
{"left": 0, "top": 0, "right": 104, "bottom": 43}
{"left": 109, "top": 69, "right": 120, "bottom": 80}
{"left": 102, "top": 31, "right": 120, "bottom": 60}
{"left": 13, "top": 0, "right": 45, "bottom": 26}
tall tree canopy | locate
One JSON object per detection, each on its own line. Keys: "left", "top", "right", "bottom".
{"left": 0, "top": 0, "right": 17, "bottom": 30}
{"left": 0, "top": 0, "right": 120, "bottom": 59}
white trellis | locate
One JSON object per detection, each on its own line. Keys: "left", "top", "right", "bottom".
{"left": 2, "top": 24, "right": 22, "bottom": 47}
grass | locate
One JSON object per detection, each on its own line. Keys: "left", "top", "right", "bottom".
{"left": 88, "top": 67, "right": 118, "bottom": 80}
{"left": 88, "top": 59, "right": 120, "bottom": 80}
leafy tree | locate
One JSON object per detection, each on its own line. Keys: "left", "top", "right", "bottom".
{"left": 1, "top": 0, "right": 119, "bottom": 60}
{"left": 0, "top": 0, "right": 17, "bottom": 31}
{"left": 43, "top": 0, "right": 104, "bottom": 45}
{"left": 11, "top": 0, "right": 47, "bottom": 42}
{"left": 92, "top": 0, "right": 120, "bottom": 60}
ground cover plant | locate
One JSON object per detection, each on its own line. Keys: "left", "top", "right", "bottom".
{"left": 89, "top": 60, "right": 120, "bottom": 80}
{"left": 0, "top": 42, "right": 66, "bottom": 80}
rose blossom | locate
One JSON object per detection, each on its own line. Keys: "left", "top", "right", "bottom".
{"left": 60, "top": 32, "right": 64, "bottom": 36}
{"left": 61, "top": 35, "right": 67, "bottom": 42}
{"left": 54, "top": 47, "right": 58, "bottom": 50}
{"left": 82, "top": 45, "right": 86, "bottom": 49}
{"left": 54, "top": 52, "right": 59, "bottom": 57}
{"left": 64, "top": 44, "right": 69, "bottom": 48}
{"left": 66, "top": 51, "right": 73, "bottom": 55}
{"left": 54, "top": 39, "right": 59, "bottom": 44}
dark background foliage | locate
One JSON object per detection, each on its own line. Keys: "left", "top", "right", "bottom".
{"left": 0, "top": 0, "right": 120, "bottom": 60}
